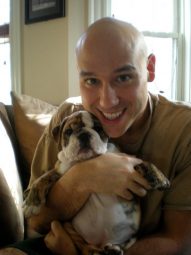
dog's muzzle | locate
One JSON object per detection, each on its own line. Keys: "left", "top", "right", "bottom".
{"left": 78, "top": 132, "right": 91, "bottom": 150}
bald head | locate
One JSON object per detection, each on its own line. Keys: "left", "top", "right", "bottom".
{"left": 76, "top": 17, "right": 148, "bottom": 63}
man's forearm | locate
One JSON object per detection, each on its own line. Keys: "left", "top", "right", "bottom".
{"left": 47, "top": 168, "right": 90, "bottom": 220}
{"left": 125, "top": 235, "right": 181, "bottom": 255}
{"left": 28, "top": 164, "right": 91, "bottom": 233}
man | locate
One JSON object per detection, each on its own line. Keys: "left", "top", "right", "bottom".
{"left": 1, "top": 17, "right": 191, "bottom": 255}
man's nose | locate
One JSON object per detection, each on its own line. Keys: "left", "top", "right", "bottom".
{"left": 99, "top": 85, "right": 119, "bottom": 109}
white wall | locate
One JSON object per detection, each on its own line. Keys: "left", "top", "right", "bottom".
{"left": 22, "top": 0, "right": 88, "bottom": 105}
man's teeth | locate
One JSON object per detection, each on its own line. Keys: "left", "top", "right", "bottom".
{"left": 102, "top": 111, "right": 122, "bottom": 120}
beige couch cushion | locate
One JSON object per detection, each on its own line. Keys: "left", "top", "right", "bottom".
{"left": 11, "top": 92, "right": 58, "bottom": 173}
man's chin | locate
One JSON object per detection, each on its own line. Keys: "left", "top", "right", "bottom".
{"left": 103, "top": 128, "right": 126, "bottom": 138}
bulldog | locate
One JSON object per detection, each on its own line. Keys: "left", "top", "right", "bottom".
{"left": 23, "top": 110, "right": 170, "bottom": 255}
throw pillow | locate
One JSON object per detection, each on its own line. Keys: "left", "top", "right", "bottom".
{"left": 11, "top": 92, "right": 58, "bottom": 173}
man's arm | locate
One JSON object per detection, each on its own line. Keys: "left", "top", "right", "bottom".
{"left": 27, "top": 153, "right": 150, "bottom": 233}
{"left": 27, "top": 163, "right": 91, "bottom": 233}
{"left": 126, "top": 210, "right": 191, "bottom": 255}
{"left": 44, "top": 209, "right": 191, "bottom": 255}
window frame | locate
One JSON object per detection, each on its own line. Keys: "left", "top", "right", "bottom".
{"left": 0, "top": 0, "right": 21, "bottom": 103}
{"left": 10, "top": 0, "right": 22, "bottom": 95}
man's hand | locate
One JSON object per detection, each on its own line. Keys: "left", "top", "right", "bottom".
{"left": 74, "top": 153, "right": 151, "bottom": 200}
{"left": 125, "top": 210, "right": 191, "bottom": 255}
{"left": 44, "top": 221, "right": 78, "bottom": 255}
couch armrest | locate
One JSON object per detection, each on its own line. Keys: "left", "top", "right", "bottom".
{"left": 0, "top": 103, "right": 24, "bottom": 246}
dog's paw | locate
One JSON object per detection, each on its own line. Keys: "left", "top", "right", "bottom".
{"left": 123, "top": 238, "right": 136, "bottom": 250}
{"left": 102, "top": 243, "right": 123, "bottom": 255}
{"left": 135, "top": 162, "right": 170, "bottom": 190}
{"left": 23, "top": 204, "right": 42, "bottom": 218}
{"left": 23, "top": 185, "right": 46, "bottom": 218}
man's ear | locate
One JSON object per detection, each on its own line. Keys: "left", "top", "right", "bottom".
{"left": 147, "top": 54, "right": 156, "bottom": 82}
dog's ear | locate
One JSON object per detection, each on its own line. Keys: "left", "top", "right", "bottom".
{"left": 92, "top": 114, "right": 108, "bottom": 142}
{"left": 52, "top": 117, "right": 68, "bottom": 144}
{"left": 52, "top": 124, "right": 61, "bottom": 143}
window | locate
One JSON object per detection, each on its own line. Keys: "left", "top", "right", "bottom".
{"left": 110, "top": 0, "right": 183, "bottom": 100}
{"left": 0, "top": 0, "right": 11, "bottom": 104}
{"left": 88, "top": 0, "right": 191, "bottom": 102}
{"left": 0, "top": 0, "right": 21, "bottom": 104}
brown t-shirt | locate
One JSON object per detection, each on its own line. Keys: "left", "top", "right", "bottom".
{"left": 30, "top": 93, "right": 191, "bottom": 236}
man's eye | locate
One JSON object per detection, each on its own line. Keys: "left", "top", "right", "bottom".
{"left": 116, "top": 74, "right": 131, "bottom": 83}
{"left": 85, "top": 78, "right": 99, "bottom": 86}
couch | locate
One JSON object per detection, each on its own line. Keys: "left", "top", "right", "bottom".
{"left": 0, "top": 92, "right": 57, "bottom": 248}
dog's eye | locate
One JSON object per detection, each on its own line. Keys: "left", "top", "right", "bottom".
{"left": 94, "top": 124, "right": 108, "bottom": 142}
{"left": 65, "top": 128, "right": 73, "bottom": 137}
{"left": 94, "top": 124, "right": 104, "bottom": 133}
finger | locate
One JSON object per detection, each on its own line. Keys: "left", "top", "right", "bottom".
{"left": 133, "top": 171, "right": 151, "bottom": 190}
{"left": 45, "top": 222, "right": 78, "bottom": 255}
{"left": 44, "top": 223, "right": 63, "bottom": 251}
{"left": 119, "top": 189, "right": 134, "bottom": 200}
{"left": 51, "top": 220, "right": 62, "bottom": 233}
{"left": 44, "top": 231, "right": 53, "bottom": 242}
{"left": 44, "top": 231, "right": 55, "bottom": 250}
{"left": 49, "top": 220, "right": 65, "bottom": 239}
{"left": 128, "top": 156, "right": 143, "bottom": 165}
{"left": 129, "top": 181, "right": 147, "bottom": 197}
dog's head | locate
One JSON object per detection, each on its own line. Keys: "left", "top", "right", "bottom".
{"left": 52, "top": 111, "right": 108, "bottom": 163}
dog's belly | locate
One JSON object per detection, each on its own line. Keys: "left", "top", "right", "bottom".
{"left": 72, "top": 193, "right": 140, "bottom": 247}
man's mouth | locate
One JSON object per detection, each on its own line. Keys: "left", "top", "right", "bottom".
{"left": 102, "top": 110, "right": 123, "bottom": 120}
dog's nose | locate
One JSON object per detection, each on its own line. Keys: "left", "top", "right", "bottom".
{"left": 78, "top": 132, "right": 91, "bottom": 149}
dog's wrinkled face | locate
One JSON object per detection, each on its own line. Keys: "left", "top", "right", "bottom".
{"left": 52, "top": 111, "right": 108, "bottom": 162}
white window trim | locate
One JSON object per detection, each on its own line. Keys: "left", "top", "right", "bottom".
{"left": 179, "top": 0, "right": 191, "bottom": 102}
{"left": 10, "top": 0, "right": 21, "bottom": 94}
{"left": 68, "top": 0, "right": 111, "bottom": 97}
{"left": 68, "top": 0, "right": 85, "bottom": 97}
{"left": 88, "top": 0, "right": 111, "bottom": 25}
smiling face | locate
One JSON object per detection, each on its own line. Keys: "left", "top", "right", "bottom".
{"left": 76, "top": 18, "right": 149, "bottom": 138}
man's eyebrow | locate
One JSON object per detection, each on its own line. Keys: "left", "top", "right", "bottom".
{"left": 80, "top": 71, "right": 95, "bottom": 77}
{"left": 114, "top": 65, "right": 136, "bottom": 73}
{"left": 79, "top": 65, "right": 135, "bottom": 77}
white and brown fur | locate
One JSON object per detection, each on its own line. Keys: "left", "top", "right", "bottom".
{"left": 23, "top": 110, "right": 170, "bottom": 255}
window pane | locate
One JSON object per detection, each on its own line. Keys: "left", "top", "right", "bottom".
{"left": 0, "top": 42, "right": 11, "bottom": 104}
{"left": 0, "top": 0, "right": 10, "bottom": 25}
{"left": 0, "top": 0, "right": 10, "bottom": 104}
{"left": 111, "top": 0, "right": 174, "bottom": 33}
{"left": 146, "top": 37, "right": 175, "bottom": 99}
